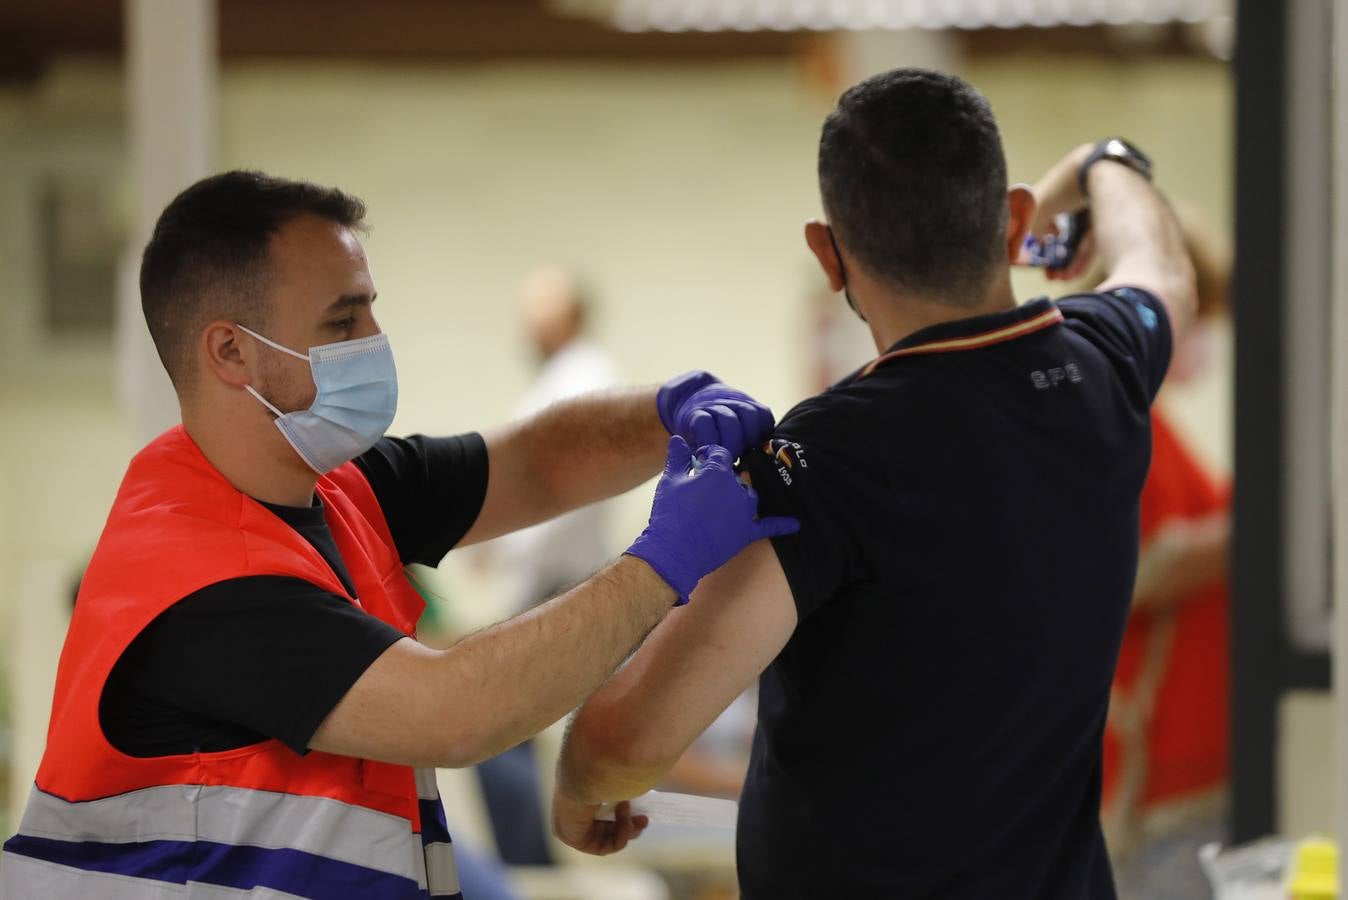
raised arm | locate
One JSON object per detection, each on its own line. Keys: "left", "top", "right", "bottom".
{"left": 552, "top": 539, "right": 798, "bottom": 855}
{"left": 460, "top": 371, "right": 776, "bottom": 546}
{"left": 461, "top": 386, "right": 665, "bottom": 546}
{"left": 1030, "top": 141, "right": 1197, "bottom": 339}
{"left": 310, "top": 439, "right": 798, "bottom": 769}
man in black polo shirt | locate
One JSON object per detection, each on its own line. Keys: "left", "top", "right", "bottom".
{"left": 553, "top": 68, "right": 1196, "bottom": 898}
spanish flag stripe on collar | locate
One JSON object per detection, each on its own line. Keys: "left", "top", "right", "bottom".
{"left": 860, "top": 306, "right": 1065, "bottom": 378}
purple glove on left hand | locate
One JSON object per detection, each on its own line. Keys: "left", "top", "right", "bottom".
{"left": 657, "top": 371, "right": 776, "bottom": 458}
{"left": 626, "top": 436, "right": 800, "bottom": 605}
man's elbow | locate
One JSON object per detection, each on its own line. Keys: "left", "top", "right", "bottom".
{"left": 591, "top": 731, "right": 679, "bottom": 779}
{"left": 1162, "top": 267, "right": 1199, "bottom": 337}
{"left": 425, "top": 736, "right": 482, "bottom": 770}
{"left": 430, "top": 719, "right": 514, "bottom": 770}
{"left": 1150, "top": 216, "right": 1199, "bottom": 334}
{"left": 565, "top": 711, "right": 679, "bottom": 799}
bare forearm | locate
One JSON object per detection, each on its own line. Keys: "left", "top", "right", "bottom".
{"left": 314, "top": 435, "right": 783, "bottom": 770}
{"left": 558, "top": 646, "right": 697, "bottom": 804}
{"left": 1032, "top": 143, "right": 1196, "bottom": 333}
{"left": 557, "top": 542, "right": 796, "bottom": 803}
{"left": 522, "top": 387, "right": 667, "bottom": 513}
{"left": 1132, "top": 512, "right": 1230, "bottom": 614}
{"left": 438, "top": 555, "right": 674, "bottom": 765}
{"left": 1090, "top": 168, "right": 1192, "bottom": 298}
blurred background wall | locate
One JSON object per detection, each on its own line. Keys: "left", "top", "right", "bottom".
{"left": 0, "top": 0, "right": 1256, "bottom": 880}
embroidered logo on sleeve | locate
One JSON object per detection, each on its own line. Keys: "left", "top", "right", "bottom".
{"left": 1112, "top": 287, "right": 1159, "bottom": 331}
{"left": 1135, "top": 302, "right": 1159, "bottom": 331}
{"left": 762, "top": 438, "right": 808, "bottom": 487}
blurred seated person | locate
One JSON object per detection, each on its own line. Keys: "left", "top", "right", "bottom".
{"left": 495, "top": 266, "right": 622, "bottom": 612}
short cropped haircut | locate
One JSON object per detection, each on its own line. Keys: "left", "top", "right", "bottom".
{"left": 818, "top": 68, "right": 1009, "bottom": 306}
{"left": 139, "top": 170, "right": 367, "bottom": 389}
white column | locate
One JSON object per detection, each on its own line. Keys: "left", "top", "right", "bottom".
{"left": 1332, "top": 0, "right": 1348, "bottom": 847}
{"left": 835, "top": 28, "right": 960, "bottom": 86}
{"left": 118, "top": 0, "right": 217, "bottom": 441}
{"left": 1283, "top": 0, "right": 1335, "bottom": 657}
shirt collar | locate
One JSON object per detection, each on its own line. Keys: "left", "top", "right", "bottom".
{"left": 859, "top": 298, "right": 1062, "bottom": 378}
{"left": 258, "top": 495, "right": 327, "bottom": 527}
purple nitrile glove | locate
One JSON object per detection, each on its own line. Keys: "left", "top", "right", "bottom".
{"left": 656, "top": 370, "right": 777, "bottom": 459}
{"left": 626, "top": 436, "right": 800, "bottom": 605}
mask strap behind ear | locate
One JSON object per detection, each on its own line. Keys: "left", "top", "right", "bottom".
{"left": 244, "top": 385, "right": 287, "bottom": 419}
{"left": 236, "top": 323, "right": 309, "bottom": 362}
{"left": 827, "top": 227, "right": 849, "bottom": 286}
{"left": 827, "top": 226, "right": 865, "bottom": 321}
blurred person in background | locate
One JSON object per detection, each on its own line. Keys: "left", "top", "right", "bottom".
{"left": 496, "top": 265, "right": 622, "bottom": 614}
{"left": 0, "top": 171, "right": 797, "bottom": 899}
{"left": 552, "top": 69, "right": 1196, "bottom": 899}
{"left": 1098, "top": 217, "right": 1232, "bottom": 900}
{"left": 473, "top": 267, "right": 622, "bottom": 869}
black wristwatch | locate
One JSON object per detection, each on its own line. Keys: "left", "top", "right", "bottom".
{"left": 1077, "top": 137, "right": 1153, "bottom": 196}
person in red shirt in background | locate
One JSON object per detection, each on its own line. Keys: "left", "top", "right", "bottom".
{"left": 1099, "top": 217, "right": 1232, "bottom": 900}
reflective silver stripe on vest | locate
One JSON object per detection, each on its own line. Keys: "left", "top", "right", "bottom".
{"left": 424, "top": 843, "right": 459, "bottom": 897}
{"left": 414, "top": 768, "right": 439, "bottom": 801}
{"left": 0, "top": 852, "right": 309, "bottom": 899}
{"left": 15, "top": 783, "right": 425, "bottom": 884}
{"left": 413, "top": 768, "right": 460, "bottom": 897}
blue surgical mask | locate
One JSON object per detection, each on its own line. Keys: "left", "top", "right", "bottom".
{"left": 238, "top": 324, "right": 398, "bottom": 474}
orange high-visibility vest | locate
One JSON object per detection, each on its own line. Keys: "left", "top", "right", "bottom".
{"left": 0, "top": 426, "right": 460, "bottom": 899}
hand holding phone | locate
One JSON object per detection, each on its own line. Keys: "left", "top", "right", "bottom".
{"left": 1021, "top": 209, "right": 1092, "bottom": 274}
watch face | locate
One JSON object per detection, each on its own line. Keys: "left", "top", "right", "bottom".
{"left": 1107, "top": 137, "right": 1152, "bottom": 170}
{"left": 1079, "top": 137, "right": 1153, "bottom": 194}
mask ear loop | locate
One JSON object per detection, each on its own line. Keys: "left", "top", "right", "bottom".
{"left": 244, "top": 385, "right": 287, "bottom": 419}
{"left": 235, "top": 323, "right": 310, "bottom": 362}
{"left": 236, "top": 324, "right": 310, "bottom": 418}
{"left": 827, "top": 227, "right": 866, "bottom": 322}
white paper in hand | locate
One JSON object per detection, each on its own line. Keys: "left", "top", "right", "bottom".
{"left": 595, "top": 790, "right": 738, "bottom": 829}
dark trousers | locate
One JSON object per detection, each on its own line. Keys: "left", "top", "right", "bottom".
{"left": 474, "top": 741, "right": 553, "bottom": 866}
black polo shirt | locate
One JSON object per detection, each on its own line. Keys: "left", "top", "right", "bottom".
{"left": 738, "top": 288, "right": 1171, "bottom": 899}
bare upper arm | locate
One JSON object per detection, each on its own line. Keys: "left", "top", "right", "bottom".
{"left": 456, "top": 422, "right": 561, "bottom": 547}
{"left": 1092, "top": 210, "right": 1198, "bottom": 342}
{"left": 309, "top": 637, "right": 467, "bottom": 768}
{"left": 565, "top": 540, "right": 797, "bottom": 782}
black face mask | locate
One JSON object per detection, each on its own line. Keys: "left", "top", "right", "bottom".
{"left": 827, "top": 227, "right": 866, "bottom": 323}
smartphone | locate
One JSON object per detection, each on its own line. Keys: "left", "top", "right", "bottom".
{"left": 1022, "top": 209, "right": 1092, "bottom": 272}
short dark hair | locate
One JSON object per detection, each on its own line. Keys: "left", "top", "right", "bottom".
{"left": 818, "top": 68, "right": 1008, "bottom": 306}
{"left": 139, "top": 170, "right": 367, "bottom": 389}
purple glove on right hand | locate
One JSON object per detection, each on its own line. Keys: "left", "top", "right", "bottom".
{"left": 657, "top": 371, "right": 776, "bottom": 458}
{"left": 626, "top": 436, "right": 800, "bottom": 605}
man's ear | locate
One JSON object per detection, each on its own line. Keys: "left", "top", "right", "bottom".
{"left": 804, "top": 219, "right": 846, "bottom": 292}
{"left": 201, "top": 321, "right": 254, "bottom": 389}
{"left": 1005, "top": 184, "right": 1038, "bottom": 263}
